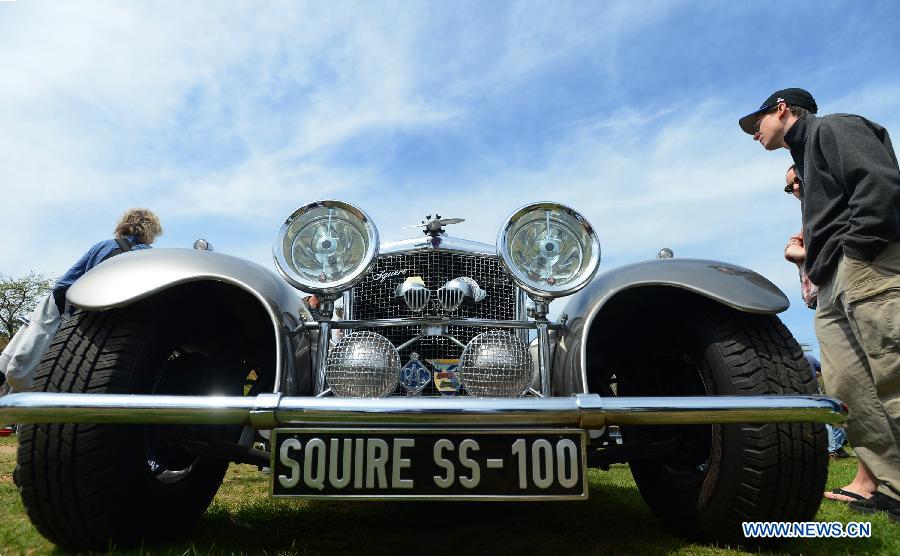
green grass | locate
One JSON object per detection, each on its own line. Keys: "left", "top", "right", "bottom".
{"left": 1, "top": 435, "right": 897, "bottom": 555}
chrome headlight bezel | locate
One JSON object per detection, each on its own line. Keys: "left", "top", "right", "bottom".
{"left": 497, "top": 202, "right": 601, "bottom": 299}
{"left": 273, "top": 200, "right": 379, "bottom": 296}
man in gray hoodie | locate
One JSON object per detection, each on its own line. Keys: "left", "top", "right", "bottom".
{"left": 740, "top": 88, "right": 900, "bottom": 519}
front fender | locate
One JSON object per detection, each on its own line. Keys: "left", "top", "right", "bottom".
{"left": 552, "top": 258, "right": 789, "bottom": 395}
{"left": 67, "top": 248, "right": 311, "bottom": 393}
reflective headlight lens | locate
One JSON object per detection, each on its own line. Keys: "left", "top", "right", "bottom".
{"left": 325, "top": 331, "right": 400, "bottom": 397}
{"left": 497, "top": 203, "right": 600, "bottom": 298}
{"left": 274, "top": 200, "right": 379, "bottom": 295}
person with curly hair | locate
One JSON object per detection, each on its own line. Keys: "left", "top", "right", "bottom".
{"left": 51, "top": 208, "right": 163, "bottom": 314}
{"left": 1, "top": 209, "right": 162, "bottom": 392}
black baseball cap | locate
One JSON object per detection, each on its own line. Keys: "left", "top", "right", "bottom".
{"left": 738, "top": 88, "right": 818, "bottom": 134}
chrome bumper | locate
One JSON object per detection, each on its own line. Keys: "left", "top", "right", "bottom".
{"left": 0, "top": 392, "right": 847, "bottom": 428}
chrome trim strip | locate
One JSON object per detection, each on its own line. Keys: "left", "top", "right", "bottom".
{"left": 537, "top": 322, "right": 552, "bottom": 397}
{"left": 342, "top": 290, "right": 353, "bottom": 321}
{"left": 249, "top": 392, "right": 282, "bottom": 429}
{"left": 314, "top": 321, "right": 331, "bottom": 395}
{"left": 515, "top": 289, "right": 528, "bottom": 344}
{"left": 583, "top": 395, "right": 848, "bottom": 426}
{"left": 299, "top": 318, "right": 567, "bottom": 331}
{"left": 0, "top": 393, "right": 258, "bottom": 425}
{"left": 446, "top": 335, "right": 467, "bottom": 349}
{"left": 0, "top": 392, "right": 847, "bottom": 427}
{"left": 381, "top": 235, "right": 496, "bottom": 256}
{"left": 395, "top": 333, "right": 426, "bottom": 352}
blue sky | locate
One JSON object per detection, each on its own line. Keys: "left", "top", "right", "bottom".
{"left": 2, "top": 1, "right": 900, "bottom": 355}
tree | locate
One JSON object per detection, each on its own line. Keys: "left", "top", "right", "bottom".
{"left": 0, "top": 272, "right": 54, "bottom": 343}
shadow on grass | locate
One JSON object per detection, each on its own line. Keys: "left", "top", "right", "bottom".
{"left": 56, "top": 481, "right": 890, "bottom": 555}
{"left": 15, "top": 458, "right": 889, "bottom": 555}
{"left": 174, "top": 482, "right": 671, "bottom": 555}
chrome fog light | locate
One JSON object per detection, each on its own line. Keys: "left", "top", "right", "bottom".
{"left": 325, "top": 331, "right": 400, "bottom": 397}
{"left": 458, "top": 331, "right": 533, "bottom": 398}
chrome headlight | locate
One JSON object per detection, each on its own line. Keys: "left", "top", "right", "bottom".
{"left": 325, "top": 331, "right": 400, "bottom": 397}
{"left": 274, "top": 200, "right": 379, "bottom": 296}
{"left": 458, "top": 331, "right": 533, "bottom": 398}
{"left": 497, "top": 202, "right": 600, "bottom": 299}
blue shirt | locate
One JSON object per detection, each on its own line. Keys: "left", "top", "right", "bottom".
{"left": 53, "top": 235, "right": 151, "bottom": 292}
{"left": 805, "top": 354, "right": 821, "bottom": 375}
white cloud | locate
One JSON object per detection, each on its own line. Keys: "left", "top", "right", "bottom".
{"left": 0, "top": 1, "right": 459, "bottom": 275}
{"left": 381, "top": 98, "right": 797, "bottom": 264}
{"left": 1, "top": 1, "right": 897, "bottom": 361}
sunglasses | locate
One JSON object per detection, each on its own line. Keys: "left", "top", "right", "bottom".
{"left": 754, "top": 104, "right": 781, "bottom": 134}
{"left": 784, "top": 176, "right": 801, "bottom": 193}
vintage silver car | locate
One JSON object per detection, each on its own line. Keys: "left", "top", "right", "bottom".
{"left": 1, "top": 201, "right": 845, "bottom": 549}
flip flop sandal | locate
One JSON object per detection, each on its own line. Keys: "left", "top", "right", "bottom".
{"left": 827, "top": 488, "right": 867, "bottom": 502}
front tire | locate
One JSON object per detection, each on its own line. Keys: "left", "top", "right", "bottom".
{"left": 15, "top": 300, "right": 249, "bottom": 550}
{"left": 613, "top": 306, "right": 827, "bottom": 543}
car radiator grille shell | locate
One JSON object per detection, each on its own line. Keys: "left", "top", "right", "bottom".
{"left": 349, "top": 251, "right": 520, "bottom": 396}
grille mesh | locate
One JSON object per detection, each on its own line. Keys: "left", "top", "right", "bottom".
{"left": 350, "top": 251, "right": 519, "bottom": 396}
{"left": 325, "top": 331, "right": 400, "bottom": 398}
{"left": 459, "top": 331, "right": 533, "bottom": 397}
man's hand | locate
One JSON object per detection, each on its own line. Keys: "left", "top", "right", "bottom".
{"left": 785, "top": 242, "right": 806, "bottom": 263}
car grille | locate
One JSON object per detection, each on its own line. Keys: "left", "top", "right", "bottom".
{"left": 349, "top": 250, "right": 519, "bottom": 396}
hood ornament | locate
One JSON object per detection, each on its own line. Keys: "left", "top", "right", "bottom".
{"left": 406, "top": 214, "right": 465, "bottom": 237}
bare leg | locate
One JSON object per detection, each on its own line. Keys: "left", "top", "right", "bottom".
{"left": 824, "top": 459, "right": 878, "bottom": 502}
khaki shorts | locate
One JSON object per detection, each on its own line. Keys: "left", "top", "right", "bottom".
{"left": 815, "top": 242, "right": 900, "bottom": 500}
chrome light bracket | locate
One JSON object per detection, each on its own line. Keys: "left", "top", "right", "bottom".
{"left": 529, "top": 297, "right": 551, "bottom": 321}
{"left": 312, "top": 295, "right": 341, "bottom": 395}
{"left": 524, "top": 295, "right": 553, "bottom": 397}
{"left": 314, "top": 319, "right": 333, "bottom": 395}
{"left": 536, "top": 320, "right": 553, "bottom": 398}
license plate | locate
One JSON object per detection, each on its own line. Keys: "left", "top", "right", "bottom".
{"left": 270, "top": 428, "right": 587, "bottom": 500}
